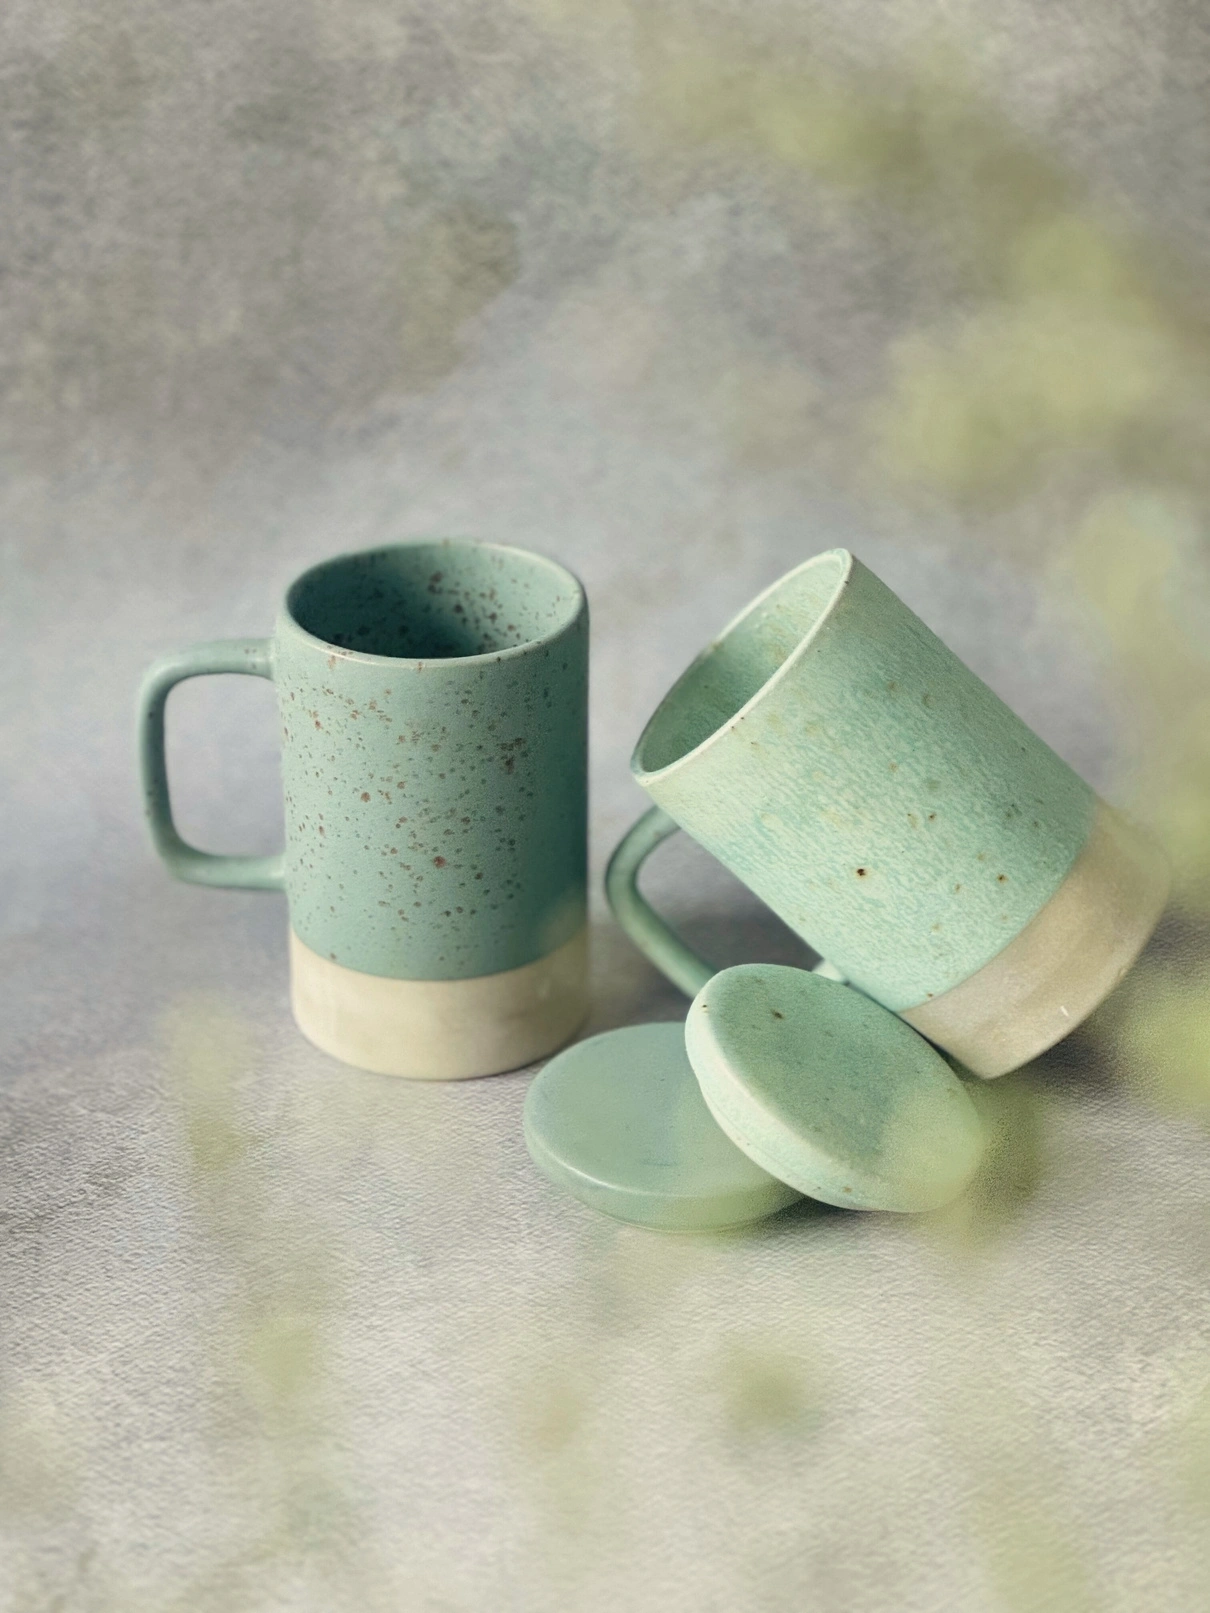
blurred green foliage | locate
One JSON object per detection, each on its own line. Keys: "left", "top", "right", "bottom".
{"left": 10, "top": 7, "right": 1210, "bottom": 1608}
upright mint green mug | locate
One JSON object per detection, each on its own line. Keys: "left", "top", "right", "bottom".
{"left": 138, "top": 540, "right": 589, "bottom": 1079}
{"left": 610, "top": 548, "right": 1169, "bottom": 1078}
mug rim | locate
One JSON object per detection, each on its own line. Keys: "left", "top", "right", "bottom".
{"left": 631, "top": 547, "right": 853, "bottom": 785}
{"left": 280, "top": 538, "right": 587, "bottom": 667}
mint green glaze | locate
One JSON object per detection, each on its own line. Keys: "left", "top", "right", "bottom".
{"left": 686, "top": 965, "right": 985, "bottom": 1213}
{"left": 523, "top": 1022, "right": 802, "bottom": 1230}
{"left": 604, "top": 804, "right": 846, "bottom": 1000}
{"left": 138, "top": 540, "right": 588, "bottom": 980}
{"left": 632, "top": 550, "right": 1096, "bottom": 1012}
{"left": 138, "top": 639, "right": 284, "bottom": 891}
{"left": 604, "top": 805, "right": 714, "bottom": 998}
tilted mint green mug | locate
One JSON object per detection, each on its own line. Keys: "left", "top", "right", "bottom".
{"left": 610, "top": 549, "right": 1169, "bottom": 1078}
{"left": 138, "top": 540, "right": 589, "bottom": 1078}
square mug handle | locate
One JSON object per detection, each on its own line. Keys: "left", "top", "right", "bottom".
{"left": 136, "top": 638, "right": 285, "bottom": 891}
{"left": 605, "top": 806, "right": 844, "bottom": 996}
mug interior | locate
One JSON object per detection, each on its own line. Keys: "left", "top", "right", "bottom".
{"left": 286, "top": 542, "right": 583, "bottom": 660}
{"left": 633, "top": 550, "right": 850, "bottom": 777}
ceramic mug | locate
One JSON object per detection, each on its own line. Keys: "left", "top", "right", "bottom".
{"left": 138, "top": 540, "right": 589, "bottom": 1078}
{"left": 608, "top": 548, "right": 1169, "bottom": 1078}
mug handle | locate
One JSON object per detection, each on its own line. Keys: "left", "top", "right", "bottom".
{"left": 605, "top": 805, "right": 846, "bottom": 995}
{"left": 136, "top": 638, "right": 285, "bottom": 891}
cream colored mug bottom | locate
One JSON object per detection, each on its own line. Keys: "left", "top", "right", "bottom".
{"left": 900, "top": 801, "right": 1170, "bottom": 1079}
{"left": 289, "top": 927, "right": 589, "bottom": 1079}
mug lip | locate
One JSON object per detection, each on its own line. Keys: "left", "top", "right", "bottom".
{"left": 279, "top": 538, "right": 587, "bottom": 667}
{"left": 631, "top": 547, "right": 854, "bottom": 786}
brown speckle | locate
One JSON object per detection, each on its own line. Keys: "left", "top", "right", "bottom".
{"left": 772, "top": 1009, "right": 784, "bottom": 1020}
{"left": 360, "top": 792, "right": 370, "bottom": 802}
{"left": 997, "top": 873, "right": 1009, "bottom": 882}
{"left": 434, "top": 856, "right": 447, "bottom": 868}
{"left": 856, "top": 867, "right": 868, "bottom": 877}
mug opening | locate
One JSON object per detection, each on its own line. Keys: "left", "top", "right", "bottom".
{"left": 632, "top": 549, "right": 852, "bottom": 779}
{"left": 286, "top": 541, "right": 584, "bottom": 662}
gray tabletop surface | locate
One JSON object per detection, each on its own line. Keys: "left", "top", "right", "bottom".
{"left": 4, "top": 3, "right": 1210, "bottom": 1609}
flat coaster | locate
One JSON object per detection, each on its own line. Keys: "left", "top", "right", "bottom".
{"left": 686, "top": 965, "right": 985, "bottom": 1213}
{"left": 523, "top": 1022, "right": 802, "bottom": 1230}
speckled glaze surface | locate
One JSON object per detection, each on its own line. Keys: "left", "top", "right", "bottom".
{"left": 633, "top": 549, "right": 1098, "bottom": 1013}
{"left": 138, "top": 541, "right": 589, "bottom": 1075}
{"left": 276, "top": 542, "right": 588, "bottom": 979}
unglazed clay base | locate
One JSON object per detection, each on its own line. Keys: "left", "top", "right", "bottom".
{"left": 901, "top": 803, "right": 1170, "bottom": 1079}
{"left": 289, "top": 926, "right": 589, "bottom": 1079}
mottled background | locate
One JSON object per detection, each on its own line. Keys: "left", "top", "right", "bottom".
{"left": 4, "top": 2, "right": 1210, "bottom": 1609}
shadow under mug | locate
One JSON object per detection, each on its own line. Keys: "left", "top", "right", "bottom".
{"left": 138, "top": 540, "right": 590, "bottom": 1078}
{"left": 608, "top": 549, "right": 1169, "bottom": 1079}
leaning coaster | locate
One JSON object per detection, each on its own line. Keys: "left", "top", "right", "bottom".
{"left": 523, "top": 1022, "right": 803, "bottom": 1231}
{"left": 685, "top": 964, "right": 986, "bottom": 1213}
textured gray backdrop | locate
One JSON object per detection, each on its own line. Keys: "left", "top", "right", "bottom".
{"left": 4, "top": 4, "right": 1210, "bottom": 1610}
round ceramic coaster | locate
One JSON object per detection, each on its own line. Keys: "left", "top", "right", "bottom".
{"left": 523, "top": 1022, "right": 803, "bottom": 1230}
{"left": 685, "top": 964, "right": 986, "bottom": 1213}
